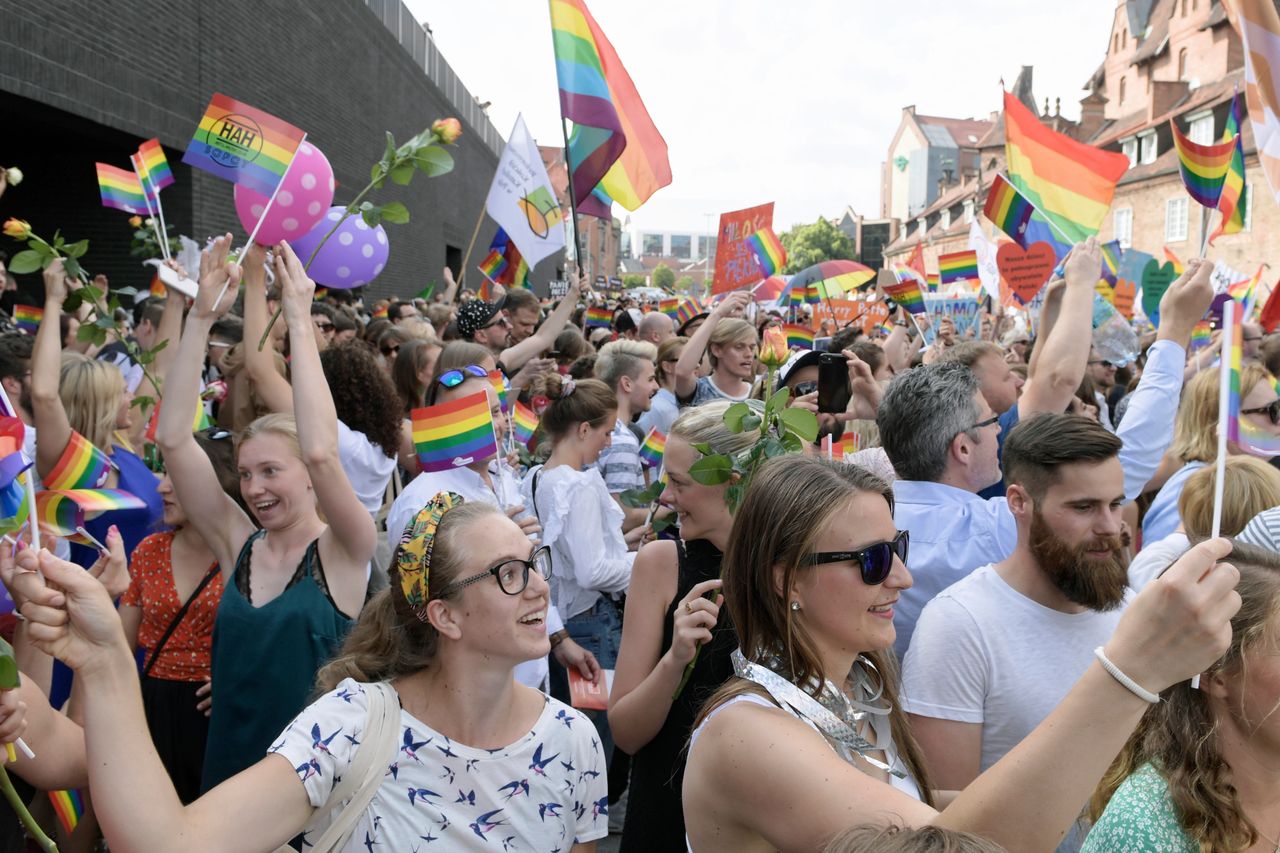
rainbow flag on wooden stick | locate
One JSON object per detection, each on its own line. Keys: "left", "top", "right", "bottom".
{"left": 883, "top": 276, "right": 926, "bottom": 315}
{"left": 638, "top": 428, "right": 665, "bottom": 468}
{"left": 44, "top": 431, "right": 113, "bottom": 490}
{"left": 585, "top": 306, "right": 613, "bottom": 328}
{"left": 36, "top": 489, "right": 145, "bottom": 542}
{"left": 181, "top": 93, "right": 305, "bottom": 196}
{"left": 95, "top": 163, "right": 150, "bottom": 214}
{"left": 412, "top": 391, "right": 498, "bottom": 472}
{"left": 512, "top": 401, "right": 539, "bottom": 446}
{"left": 1171, "top": 120, "right": 1237, "bottom": 209}
{"left": 983, "top": 174, "right": 1037, "bottom": 247}
{"left": 136, "top": 138, "right": 175, "bottom": 191}
{"left": 1210, "top": 91, "right": 1247, "bottom": 244}
{"left": 744, "top": 227, "right": 787, "bottom": 278}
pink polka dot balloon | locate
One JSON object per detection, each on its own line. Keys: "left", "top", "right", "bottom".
{"left": 288, "top": 206, "right": 390, "bottom": 289}
{"left": 233, "top": 140, "right": 335, "bottom": 245}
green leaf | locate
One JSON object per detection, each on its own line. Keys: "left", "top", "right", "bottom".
{"left": 93, "top": 315, "right": 115, "bottom": 331}
{"left": 107, "top": 295, "right": 121, "bottom": 314}
{"left": 651, "top": 515, "right": 674, "bottom": 535}
{"left": 370, "top": 163, "right": 387, "bottom": 189}
{"left": 740, "top": 414, "right": 762, "bottom": 433}
{"left": 384, "top": 131, "right": 397, "bottom": 163}
{"left": 379, "top": 201, "right": 410, "bottom": 225}
{"left": 132, "top": 395, "right": 155, "bottom": 411}
{"left": 769, "top": 385, "right": 790, "bottom": 414}
{"left": 781, "top": 407, "right": 819, "bottom": 443}
{"left": 692, "top": 442, "right": 713, "bottom": 456}
{"left": 619, "top": 479, "right": 663, "bottom": 508}
{"left": 52, "top": 234, "right": 64, "bottom": 250}
{"left": 361, "top": 207, "right": 383, "bottom": 228}
{"left": 6, "top": 250, "right": 42, "bottom": 275}
{"left": 723, "top": 402, "right": 750, "bottom": 433}
{"left": 76, "top": 323, "right": 105, "bottom": 345}
{"left": 63, "top": 258, "right": 83, "bottom": 280}
{"left": 63, "top": 239, "right": 89, "bottom": 259}
{"left": 63, "top": 292, "right": 83, "bottom": 313}
{"left": 780, "top": 431, "right": 804, "bottom": 453}
{"left": 688, "top": 454, "right": 733, "bottom": 486}
{"left": 0, "top": 653, "right": 17, "bottom": 690}
{"left": 413, "top": 146, "right": 454, "bottom": 177}
{"left": 389, "top": 163, "right": 415, "bottom": 186}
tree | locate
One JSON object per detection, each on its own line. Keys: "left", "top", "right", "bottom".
{"left": 622, "top": 273, "right": 647, "bottom": 288}
{"left": 779, "top": 218, "right": 857, "bottom": 274}
{"left": 651, "top": 263, "right": 676, "bottom": 291}
{"left": 674, "top": 275, "right": 696, "bottom": 295}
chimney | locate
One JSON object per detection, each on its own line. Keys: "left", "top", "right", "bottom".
{"left": 1077, "top": 90, "right": 1108, "bottom": 141}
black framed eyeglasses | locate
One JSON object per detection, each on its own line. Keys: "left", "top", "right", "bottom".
{"left": 437, "top": 546, "right": 552, "bottom": 596}
{"left": 1242, "top": 399, "right": 1280, "bottom": 426}
{"left": 483, "top": 314, "right": 511, "bottom": 331}
{"left": 803, "top": 531, "right": 908, "bottom": 585}
{"left": 964, "top": 415, "right": 1000, "bottom": 434}
{"left": 437, "top": 364, "right": 490, "bottom": 388}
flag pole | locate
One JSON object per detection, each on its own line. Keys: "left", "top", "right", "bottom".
{"left": 547, "top": 0, "right": 585, "bottom": 276}
{"left": 459, "top": 202, "right": 488, "bottom": 293}
{"left": 996, "top": 173, "right": 1074, "bottom": 246}
{"left": 131, "top": 155, "right": 169, "bottom": 262}
{"left": 1199, "top": 206, "right": 1216, "bottom": 259}
{"left": 1211, "top": 302, "right": 1233, "bottom": 542}
{"left": 221, "top": 134, "right": 306, "bottom": 310}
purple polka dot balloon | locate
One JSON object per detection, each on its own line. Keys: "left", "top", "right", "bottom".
{"left": 233, "top": 140, "right": 335, "bottom": 245}
{"left": 288, "top": 206, "right": 390, "bottom": 289}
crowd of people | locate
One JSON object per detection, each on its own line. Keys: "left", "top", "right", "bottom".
{"left": 0, "top": 229, "right": 1272, "bottom": 853}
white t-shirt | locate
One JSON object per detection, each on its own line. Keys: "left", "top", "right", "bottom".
{"left": 337, "top": 420, "right": 396, "bottom": 515}
{"left": 901, "top": 564, "right": 1128, "bottom": 773}
{"left": 270, "top": 678, "right": 608, "bottom": 852}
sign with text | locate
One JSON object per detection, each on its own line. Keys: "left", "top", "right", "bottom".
{"left": 712, "top": 202, "right": 775, "bottom": 294}
{"left": 811, "top": 298, "right": 890, "bottom": 338}
{"left": 548, "top": 280, "right": 569, "bottom": 299}
{"left": 924, "top": 294, "right": 982, "bottom": 337}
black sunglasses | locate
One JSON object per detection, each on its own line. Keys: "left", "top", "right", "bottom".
{"left": 1087, "top": 359, "right": 1115, "bottom": 369}
{"left": 381, "top": 344, "right": 401, "bottom": 357}
{"left": 1242, "top": 399, "right": 1280, "bottom": 426}
{"left": 803, "top": 530, "right": 909, "bottom": 585}
{"left": 437, "top": 546, "right": 553, "bottom": 596}
{"left": 792, "top": 380, "right": 818, "bottom": 397}
{"left": 437, "top": 364, "right": 490, "bottom": 388}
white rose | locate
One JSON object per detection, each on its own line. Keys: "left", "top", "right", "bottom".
{"left": 4, "top": 167, "right": 22, "bottom": 186}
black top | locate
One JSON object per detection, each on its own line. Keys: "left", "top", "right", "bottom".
{"left": 620, "top": 538, "right": 736, "bottom": 852}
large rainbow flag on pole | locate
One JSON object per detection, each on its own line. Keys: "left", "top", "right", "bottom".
{"left": 549, "top": 0, "right": 671, "bottom": 219}
{"left": 1170, "top": 119, "right": 1238, "bottom": 209}
{"left": 1209, "top": 90, "right": 1247, "bottom": 244}
{"left": 181, "top": 93, "right": 305, "bottom": 197}
{"left": 1003, "top": 90, "right": 1129, "bottom": 245}
{"left": 411, "top": 391, "right": 499, "bottom": 473}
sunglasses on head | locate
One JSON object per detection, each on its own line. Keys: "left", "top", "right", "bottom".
{"left": 803, "top": 530, "right": 909, "bottom": 585}
{"left": 1242, "top": 399, "right": 1280, "bottom": 426}
{"left": 437, "top": 364, "right": 490, "bottom": 388}
{"left": 1088, "top": 359, "right": 1115, "bottom": 369}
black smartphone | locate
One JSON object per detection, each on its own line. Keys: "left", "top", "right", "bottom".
{"left": 818, "top": 352, "right": 852, "bottom": 414}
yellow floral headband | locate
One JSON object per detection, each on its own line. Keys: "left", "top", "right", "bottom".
{"left": 396, "top": 491, "right": 464, "bottom": 621}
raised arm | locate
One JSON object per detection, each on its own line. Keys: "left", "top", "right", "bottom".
{"left": 441, "top": 265, "right": 460, "bottom": 306}
{"left": 1018, "top": 239, "right": 1098, "bottom": 417}
{"left": 146, "top": 265, "right": 190, "bottom": 389}
{"left": 31, "top": 259, "right": 75, "bottom": 479}
{"left": 675, "top": 292, "right": 750, "bottom": 400}
{"left": 240, "top": 246, "right": 293, "bottom": 415}
{"left": 156, "top": 235, "right": 254, "bottom": 574}
{"left": 499, "top": 272, "right": 584, "bottom": 372}
{"left": 274, "top": 241, "right": 375, "bottom": 615}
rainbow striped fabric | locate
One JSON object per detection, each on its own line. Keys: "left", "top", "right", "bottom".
{"left": 48, "top": 789, "right": 85, "bottom": 835}
{"left": 805, "top": 283, "right": 823, "bottom": 305}
{"left": 1100, "top": 240, "right": 1123, "bottom": 287}
{"left": 95, "top": 163, "right": 151, "bottom": 214}
{"left": 11, "top": 305, "right": 41, "bottom": 335}
{"left": 489, "top": 370, "right": 509, "bottom": 414}
{"left": 1004, "top": 91, "right": 1129, "bottom": 243}
{"left": 181, "top": 93, "right": 306, "bottom": 197}
{"left": 1190, "top": 321, "right": 1213, "bottom": 350}
{"left": 481, "top": 228, "right": 529, "bottom": 289}
{"left": 478, "top": 250, "right": 508, "bottom": 284}
{"left": 512, "top": 401, "right": 539, "bottom": 446}
{"left": 1171, "top": 119, "right": 1238, "bottom": 208}
{"left": 1210, "top": 91, "right": 1247, "bottom": 244}
{"left": 883, "top": 276, "right": 926, "bottom": 315}
{"left": 550, "top": 0, "right": 671, "bottom": 219}
{"left": 822, "top": 432, "right": 859, "bottom": 460}
{"left": 782, "top": 323, "right": 815, "bottom": 350}
{"left": 411, "top": 391, "right": 498, "bottom": 473}
{"left": 1225, "top": 299, "right": 1280, "bottom": 455}
{"left": 136, "top": 138, "right": 174, "bottom": 190}
{"left": 372, "top": 305, "right": 388, "bottom": 320}
{"left": 983, "top": 174, "right": 1037, "bottom": 247}
{"left": 0, "top": 417, "right": 30, "bottom": 494}
{"left": 744, "top": 227, "right": 787, "bottom": 278}
{"left": 45, "top": 431, "right": 113, "bottom": 490}
{"left": 1162, "top": 246, "right": 1185, "bottom": 276}
{"left": 659, "top": 298, "right": 680, "bottom": 317}
{"left": 938, "top": 250, "right": 979, "bottom": 285}
{"left": 36, "top": 489, "right": 145, "bottom": 542}
{"left": 1228, "top": 266, "right": 1262, "bottom": 304}
{"left": 585, "top": 306, "right": 613, "bottom": 328}
{"left": 638, "top": 428, "right": 665, "bottom": 468}
{"left": 925, "top": 272, "right": 940, "bottom": 292}
{"left": 676, "top": 298, "right": 706, "bottom": 326}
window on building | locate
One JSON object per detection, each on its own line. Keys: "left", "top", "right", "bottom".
{"left": 940, "top": 209, "right": 951, "bottom": 229}
{"left": 1139, "top": 131, "right": 1158, "bottom": 164}
{"left": 641, "top": 234, "right": 664, "bottom": 256}
{"left": 1165, "top": 197, "right": 1189, "bottom": 242}
{"left": 669, "top": 234, "right": 692, "bottom": 259}
{"left": 1122, "top": 137, "right": 1139, "bottom": 166}
{"left": 700, "top": 235, "right": 717, "bottom": 259}
{"left": 1188, "top": 112, "right": 1214, "bottom": 145}
{"left": 1114, "top": 207, "right": 1134, "bottom": 248}
{"left": 1178, "top": 48, "right": 1189, "bottom": 80}
{"left": 1113, "top": 33, "right": 1119, "bottom": 53}
{"left": 963, "top": 199, "right": 974, "bottom": 224}
{"left": 1119, "top": 77, "right": 1127, "bottom": 105}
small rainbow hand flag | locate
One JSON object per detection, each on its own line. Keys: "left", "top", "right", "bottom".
{"left": 782, "top": 323, "right": 815, "bottom": 350}
{"left": 983, "top": 174, "right": 1036, "bottom": 247}
{"left": 36, "top": 489, "right": 145, "bottom": 542}
{"left": 744, "top": 227, "right": 787, "bottom": 278}
{"left": 1163, "top": 246, "right": 1186, "bottom": 275}
{"left": 45, "top": 431, "right": 114, "bottom": 490}
{"left": 182, "top": 93, "right": 306, "bottom": 197}
{"left": 822, "top": 432, "right": 860, "bottom": 460}
{"left": 1100, "top": 240, "right": 1123, "bottom": 286}
{"left": 49, "top": 789, "right": 85, "bottom": 835}
{"left": 96, "top": 163, "right": 151, "bottom": 215}
{"left": 585, "top": 306, "right": 613, "bottom": 328}
{"left": 639, "top": 428, "right": 666, "bottom": 469}
{"left": 883, "top": 276, "right": 926, "bottom": 315}
{"left": 925, "top": 272, "right": 940, "bottom": 292}
{"left": 512, "top": 401, "right": 539, "bottom": 446}
{"left": 1190, "top": 321, "right": 1212, "bottom": 350}
{"left": 372, "top": 305, "right": 389, "bottom": 320}
{"left": 659, "top": 298, "right": 680, "bottom": 318}
{"left": 412, "top": 390, "right": 498, "bottom": 472}
{"left": 489, "top": 370, "right": 509, "bottom": 414}
{"left": 1170, "top": 119, "right": 1238, "bottom": 209}
{"left": 478, "top": 249, "right": 508, "bottom": 283}
{"left": 136, "top": 138, "right": 175, "bottom": 191}
{"left": 938, "top": 250, "right": 979, "bottom": 285}
{"left": 0, "top": 417, "right": 30, "bottom": 491}
{"left": 11, "top": 305, "right": 41, "bottom": 335}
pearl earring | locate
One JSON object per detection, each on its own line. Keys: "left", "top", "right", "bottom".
{"left": 790, "top": 601, "right": 801, "bottom": 612}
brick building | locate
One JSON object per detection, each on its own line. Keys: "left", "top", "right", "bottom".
{"left": 0, "top": 0, "right": 504, "bottom": 300}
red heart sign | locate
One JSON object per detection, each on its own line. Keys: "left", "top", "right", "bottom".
{"left": 997, "top": 241, "right": 1057, "bottom": 306}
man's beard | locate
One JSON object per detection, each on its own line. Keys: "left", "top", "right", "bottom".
{"left": 1029, "top": 508, "right": 1129, "bottom": 611}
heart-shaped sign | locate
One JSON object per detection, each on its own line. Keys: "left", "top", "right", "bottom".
{"left": 997, "top": 241, "right": 1057, "bottom": 305}
{"left": 1112, "top": 279, "right": 1136, "bottom": 320}
{"left": 1140, "top": 260, "right": 1178, "bottom": 325}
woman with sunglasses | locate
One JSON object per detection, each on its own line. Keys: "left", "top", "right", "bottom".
{"left": 12, "top": 495, "right": 609, "bottom": 852}
{"left": 158, "top": 236, "right": 376, "bottom": 792}
{"left": 684, "top": 455, "right": 1242, "bottom": 852}
{"left": 1144, "top": 364, "right": 1280, "bottom": 543}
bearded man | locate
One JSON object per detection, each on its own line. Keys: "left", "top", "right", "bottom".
{"left": 900, "top": 413, "right": 1129, "bottom": 850}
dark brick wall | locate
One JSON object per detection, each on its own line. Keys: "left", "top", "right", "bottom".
{"left": 0, "top": 0, "right": 500, "bottom": 300}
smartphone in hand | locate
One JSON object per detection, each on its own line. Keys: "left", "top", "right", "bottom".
{"left": 817, "top": 352, "right": 852, "bottom": 414}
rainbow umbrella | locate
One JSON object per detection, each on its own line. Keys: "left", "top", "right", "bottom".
{"left": 788, "top": 260, "right": 875, "bottom": 300}
{"left": 752, "top": 274, "right": 791, "bottom": 303}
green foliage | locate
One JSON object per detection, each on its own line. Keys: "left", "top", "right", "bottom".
{"left": 621, "top": 273, "right": 647, "bottom": 289}
{"left": 674, "top": 274, "right": 696, "bottom": 294}
{"left": 365, "top": 127, "right": 457, "bottom": 226}
{"left": 779, "top": 218, "right": 857, "bottom": 274}
{"left": 651, "top": 263, "right": 676, "bottom": 291}
{"left": 129, "top": 223, "right": 180, "bottom": 260}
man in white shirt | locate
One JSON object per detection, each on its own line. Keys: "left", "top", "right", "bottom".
{"left": 594, "top": 339, "right": 658, "bottom": 531}
{"left": 902, "top": 413, "right": 1130, "bottom": 850}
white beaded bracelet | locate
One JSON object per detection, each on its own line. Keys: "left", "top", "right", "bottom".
{"left": 1094, "top": 646, "right": 1160, "bottom": 704}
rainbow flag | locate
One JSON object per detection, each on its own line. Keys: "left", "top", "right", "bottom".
{"left": 143, "top": 399, "right": 208, "bottom": 445}
{"left": 658, "top": 298, "right": 680, "bottom": 317}
{"left": 550, "top": 0, "right": 671, "bottom": 219}
{"left": 925, "top": 272, "right": 940, "bottom": 292}
{"left": 782, "top": 323, "right": 815, "bottom": 350}
{"left": 938, "top": 250, "right": 979, "bottom": 285}
{"left": 1225, "top": 300, "right": 1280, "bottom": 456}
{"left": 638, "top": 428, "right": 665, "bottom": 468}
{"left": 481, "top": 228, "right": 529, "bottom": 289}
{"left": 1171, "top": 119, "right": 1238, "bottom": 209}
{"left": 875, "top": 321, "right": 894, "bottom": 338}
{"left": 45, "top": 431, "right": 114, "bottom": 490}
{"left": 883, "top": 276, "right": 926, "bottom": 315}
{"left": 983, "top": 174, "right": 1037, "bottom": 247}
{"left": 0, "top": 417, "right": 30, "bottom": 492}
{"left": 675, "top": 299, "right": 705, "bottom": 326}
{"left": 1100, "top": 240, "right": 1123, "bottom": 287}
{"left": 1162, "top": 246, "right": 1185, "bottom": 275}
{"left": 478, "top": 250, "right": 508, "bottom": 284}
{"left": 512, "top": 401, "right": 539, "bottom": 446}
{"left": 805, "top": 283, "right": 822, "bottom": 305}
{"left": 822, "top": 432, "right": 859, "bottom": 460}
{"left": 95, "top": 163, "right": 151, "bottom": 215}
{"left": 489, "top": 370, "right": 509, "bottom": 414}
{"left": 1210, "top": 91, "right": 1247, "bottom": 244}
{"left": 0, "top": 471, "right": 29, "bottom": 538}
{"left": 412, "top": 391, "right": 499, "bottom": 472}
{"left": 585, "top": 306, "right": 613, "bottom": 328}
{"left": 149, "top": 273, "right": 166, "bottom": 300}
{"left": 48, "top": 789, "right": 85, "bottom": 835}
{"left": 36, "top": 489, "right": 146, "bottom": 542}
{"left": 1004, "top": 91, "right": 1129, "bottom": 243}
{"left": 11, "top": 305, "right": 41, "bottom": 335}
{"left": 744, "top": 227, "right": 787, "bottom": 278}
{"left": 136, "top": 138, "right": 174, "bottom": 191}
{"left": 1228, "top": 266, "right": 1263, "bottom": 305}
{"left": 372, "top": 305, "right": 388, "bottom": 320}
{"left": 1190, "top": 321, "right": 1213, "bottom": 350}
{"left": 181, "top": 93, "right": 306, "bottom": 197}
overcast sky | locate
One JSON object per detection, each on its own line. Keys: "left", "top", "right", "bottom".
{"left": 407, "top": 0, "right": 1119, "bottom": 233}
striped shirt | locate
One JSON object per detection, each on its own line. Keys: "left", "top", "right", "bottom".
{"left": 596, "top": 419, "right": 645, "bottom": 494}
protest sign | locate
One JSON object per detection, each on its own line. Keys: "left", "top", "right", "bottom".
{"left": 485, "top": 114, "right": 565, "bottom": 268}
{"left": 996, "top": 241, "right": 1056, "bottom": 305}
{"left": 925, "top": 294, "right": 982, "bottom": 338}
{"left": 712, "top": 203, "right": 774, "bottom": 294}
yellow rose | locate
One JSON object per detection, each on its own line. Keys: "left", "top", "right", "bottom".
{"left": 128, "top": 216, "right": 143, "bottom": 228}
{"left": 431, "top": 117, "right": 462, "bottom": 145}
{"left": 2, "top": 218, "right": 31, "bottom": 240}
{"left": 759, "top": 324, "right": 789, "bottom": 368}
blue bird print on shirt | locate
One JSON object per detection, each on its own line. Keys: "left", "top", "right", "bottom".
{"left": 310, "top": 724, "right": 341, "bottom": 754}
{"left": 592, "top": 796, "right": 609, "bottom": 819}
{"left": 502, "top": 836, "right": 518, "bottom": 851}
{"left": 469, "top": 809, "right": 507, "bottom": 840}
{"left": 528, "top": 744, "right": 559, "bottom": 776}
{"left": 455, "top": 789, "right": 476, "bottom": 806}
{"left": 560, "top": 759, "right": 575, "bottom": 774}
{"left": 295, "top": 758, "right": 322, "bottom": 781}
{"left": 335, "top": 686, "right": 358, "bottom": 703}
{"left": 498, "top": 779, "right": 530, "bottom": 800}
{"left": 402, "top": 729, "right": 429, "bottom": 761}
{"left": 407, "top": 787, "right": 441, "bottom": 807}
{"left": 555, "top": 709, "right": 574, "bottom": 729}
{"left": 385, "top": 762, "right": 399, "bottom": 780}
{"left": 418, "top": 831, "right": 438, "bottom": 844}
{"left": 538, "top": 802, "right": 563, "bottom": 821}
{"left": 464, "top": 758, "right": 480, "bottom": 773}
{"left": 362, "top": 830, "right": 377, "bottom": 852}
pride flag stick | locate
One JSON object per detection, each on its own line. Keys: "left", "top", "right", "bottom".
{"left": 993, "top": 173, "right": 1075, "bottom": 245}
{"left": 130, "top": 155, "right": 170, "bottom": 261}
{"left": 1211, "top": 303, "right": 1233, "bottom": 541}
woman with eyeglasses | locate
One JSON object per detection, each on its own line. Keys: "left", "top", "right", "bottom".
{"left": 1143, "top": 364, "right": 1280, "bottom": 543}
{"left": 157, "top": 236, "right": 377, "bottom": 793}
{"left": 11, "top": 494, "right": 610, "bottom": 852}
{"left": 683, "top": 455, "right": 1243, "bottom": 853}
{"left": 636, "top": 336, "right": 687, "bottom": 438}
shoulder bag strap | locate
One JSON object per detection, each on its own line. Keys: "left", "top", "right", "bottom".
{"left": 307, "top": 682, "right": 402, "bottom": 853}
{"left": 530, "top": 469, "right": 542, "bottom": 523}
{"left": 142, "top": 565, "right": 219, "bottom": 679}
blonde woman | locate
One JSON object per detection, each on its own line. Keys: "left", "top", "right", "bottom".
{"left": 637, "top": 336, "right": 686, "bottom": 437}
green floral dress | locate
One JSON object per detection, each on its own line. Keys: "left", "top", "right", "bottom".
{"left": 1081, "top": 763, "right": 1197, "bottom": 852}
